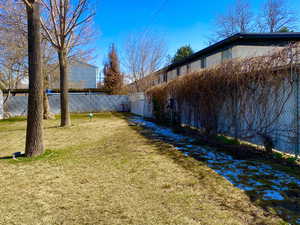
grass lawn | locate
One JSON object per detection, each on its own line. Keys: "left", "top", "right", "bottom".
{"left": 0, "top": 113, "right": 285, "bottom": 225}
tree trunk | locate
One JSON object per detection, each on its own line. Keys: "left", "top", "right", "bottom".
{"left": 58, "top": 50, "right": 71, "bottom": 127}
{"left": 25, "top": 1, "right": 44, "bottom": 157}
{"left": 43, "top": 74, "right": 54, "bottom": 120}
{"left": 43, "top": 91, "right": 54, "bottom": 119}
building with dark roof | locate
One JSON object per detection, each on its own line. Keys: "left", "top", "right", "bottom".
{"left": 145, "top": 33, "right": 300, "bottom": 87}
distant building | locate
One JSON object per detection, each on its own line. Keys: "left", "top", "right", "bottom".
{"left": 135, "top": 33, "right": 300, "bottom": 89}
{"left": 50, "top": 61, "right": 99, "bottom": 89}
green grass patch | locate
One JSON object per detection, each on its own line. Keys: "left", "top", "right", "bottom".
{"left": 216, "top": 135, "right": 240, "bottom": 145}
{"left": 4, "top": 149, "right": 64, "bottom": 164}
{"left": 0, "top": 113, "right": 285, "bottom": 225}
{"left": 0, "top": 116, "right": 27, "bottom": 123}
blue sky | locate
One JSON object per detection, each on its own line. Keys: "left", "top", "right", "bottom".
{"left": 92, "top": 0, "right": 300, "bottom": 70}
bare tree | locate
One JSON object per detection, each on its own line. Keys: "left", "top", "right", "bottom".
{"left": 0, "top": 0, "right": 60, "bottom": 119}
{"left": 40, "top": 0, "right": 95, "bottom": 127}
{"left": 124, "top": 31, "right": 167, "bottom": 92}
{"left": 22, "top": 0, "right": 45, "bottom": 157}
{"left": 41, "top": 39, "right": 57, "bottom": 119}
{"left": 0, "top": 0, "right": 28, "bottom": 89}
{"left": 213, "top": 0, "right": 253, "bottom": 41}
{"left": 257, "top": 0, "right": 298, "bottom": 32}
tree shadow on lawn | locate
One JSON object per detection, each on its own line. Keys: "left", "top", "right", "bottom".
{"left": 0, "top": 149, "right": 62, "bottom": 163}
{"left": 117, "top": 113, "right": 300, "bottom": 225}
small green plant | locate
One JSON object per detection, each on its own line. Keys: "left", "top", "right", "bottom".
{"left": 273, "top": 152, "right": 283, "bottom": 159}
{"left": 88, "top": 112, "right": 94, "bottom": 121}
{"left": 286, "top": 156, "right": 297, "bottom": 164}
{"left": 6, "top": 149, "right": 62, "bottom": 164}
{"left": 216, "top": 135, "right": 240, "bottom": 145}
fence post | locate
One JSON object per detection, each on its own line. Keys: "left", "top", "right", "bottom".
{"left": 0, "top": 89, "right": 3, "bottom": 120}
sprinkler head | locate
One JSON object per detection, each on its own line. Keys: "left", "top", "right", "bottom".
{"left": 88, "top": 113, "right": 94, "bottom": 121}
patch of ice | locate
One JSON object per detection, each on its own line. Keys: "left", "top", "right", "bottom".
{"left": 262, "top": 190, "right": 284, "bottom": 200}
{"left": 130, "top": 116, "right": 300, "bottom": 200}
{"left": 271, "top": 185, "right": 289, "bottom": 191}
{"left": 175, "top": 147, "right": 185, "bottom": 150}
{"left": 236, "top": 183, "right": 255, "bottom": 191}
{"left": 215, "top": 168, "right": 243, "bottom": 183}
{"left": 246, "top": 165, "right": 260, "bottom": 170}
{"left": 270, "top": 179, "right": 281, "bottom": 186}
{"left": 248, "top": 179, "right": 264, "bottom": 186}
{"left": 131, "top": 117, "right": 187, "bottom": 141}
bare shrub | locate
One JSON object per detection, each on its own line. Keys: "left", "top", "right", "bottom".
{"left": 146, "top": 44, "right": 300, "bottom": 152}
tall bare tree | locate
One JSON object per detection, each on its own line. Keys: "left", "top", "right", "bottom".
{"left": 214, "top": 0, "right": 253, "bottom": 41}
{"left": 40, "top": 0, "right": 94, "bottom": 127}
{"left": 124, "top": 31, "right": 167, "bottom": 92}
{"left": 0, "top": 0, "right": 59, "bottom": 119}
{"left": 258, "top": 0, "right": 298, "bottom": 32}
{"left": 0, "top": 0, "right": 28, "bottom": 89}
{"left": 22, "top": 0, "right": 44, "bottom": 157}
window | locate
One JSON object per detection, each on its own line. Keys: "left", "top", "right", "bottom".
{"left": 163, "top": 73, "right": 168, "bottom": 82}
{"left": 201, "top": 58, "right": 206, "bottom": 69}
{"left": 186, "top": 64, "right": 191, "bottom": 73}
{"left": 221, "top": 48, "right": 232, "bottom": 62}
{"left": 176, "top": 67, "right": 181, "bottom": 76}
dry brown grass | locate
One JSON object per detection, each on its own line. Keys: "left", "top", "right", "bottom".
{"left": 0, "top": 113, "right": 285, "bottom": 225}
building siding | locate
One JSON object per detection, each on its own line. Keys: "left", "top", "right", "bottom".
{"left": 69, "top": 62, "right": 98, "bottom": 88}
{"left": 232, "top": 45, "right": 284, "bottom": 59}
{"left": 145, "top": 34, "right": 300, "bottom": 87}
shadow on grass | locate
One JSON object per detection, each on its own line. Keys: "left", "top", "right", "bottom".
{"left": 0, "top": 149, "right": 63, "bottom": 163}
{"left": 117, "top": 113, "right": 299, "bottom": 225}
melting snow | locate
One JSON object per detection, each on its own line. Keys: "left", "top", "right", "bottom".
{"left": 262, "top": 190, "right": 285, "bottom": 200}
{"left": 130, "top": 116, "right": 300, "bottom": 201}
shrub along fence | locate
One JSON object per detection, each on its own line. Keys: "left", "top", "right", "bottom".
{"left": 137, "top": 44, "right": 300, "bottom": 157}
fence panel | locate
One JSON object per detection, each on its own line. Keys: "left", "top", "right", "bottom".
{"left": 3, "top": 94, "right": 129, "bottom": 117}
{"left": 131, "top": 82, "right": 299, "bottom": 156}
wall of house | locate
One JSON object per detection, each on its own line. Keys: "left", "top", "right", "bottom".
{"left": 181, "top": 65, "right": 187, "bottom": 75}
{"left": 232, "top": 45, "right": 283, "bottom": 59}
{"left": 167, "top": 69, "right": 177, "bottom": 81}
{"left": 49, "top": 62, "right": 99, "bottom": 89}
{"left": 143, "top": 43, "right": 290, "bottom": 88}
{"left": 191, "top": 60, "right": 201, "bottom": 72}
{"left": 69, "top": 62, "right": 98, "bottom": 88}
{"left": 206, "top": 52, "right": 222, "bottom": 68}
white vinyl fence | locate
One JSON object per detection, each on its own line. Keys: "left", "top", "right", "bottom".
{"left": 129, "top": 89, "right": 299, "bottom": 156}
{"left": 129, "top": 92, "right": 153, "bottom": 118}
{"left": 3, "top": 93, "right": 129, "bottom": 117}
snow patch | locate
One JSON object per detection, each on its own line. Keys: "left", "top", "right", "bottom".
{"left": 130, "top": 116, "right": 300, "bottom": 201}
{"left": 262, "top": 190, "right": 284, "bottom": 200}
